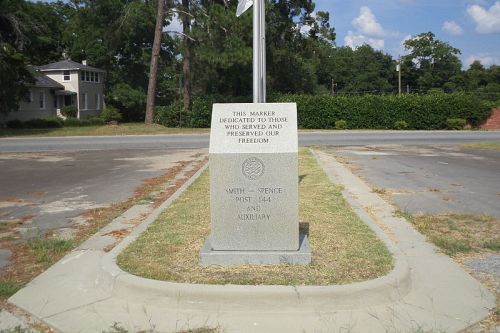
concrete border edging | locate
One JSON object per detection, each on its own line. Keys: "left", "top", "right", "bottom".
{"left": 101, "top": 150, "right": 412, "bottom": 311}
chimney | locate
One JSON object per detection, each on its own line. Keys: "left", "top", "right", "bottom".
{"left": 82, "top": 60, "right": 87, "bottom": 66}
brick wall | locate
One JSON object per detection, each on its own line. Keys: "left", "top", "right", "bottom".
{"left": 479, "top": 108, "right": 500, "bottom": 130}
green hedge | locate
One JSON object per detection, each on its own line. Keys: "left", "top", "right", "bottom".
{"left": 272, "top": 93, "right": 492, "bottom": 129}
{"left": 155, "top": 93, "right": 492, "bottom": 130}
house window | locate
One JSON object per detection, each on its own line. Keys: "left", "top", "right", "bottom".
{"left": 25, "top": 91, "right": 33, "bottom": 103}
{"left": 81, "top": 71, "right": 85, "bottom": 81}
{"left": 63, "top": 70, "right": 70, "bottom": 81}
{"left": 82, "top": 93, "right": 88, "bottom": 110}
{"left": 39, "top": 91, "right": 46, "bottom": 109}
{"left": 95, "top": 73, "right": 99, "bottom": 82}
{"left": 85, "top": 71, "right": 90, "bottom": 82}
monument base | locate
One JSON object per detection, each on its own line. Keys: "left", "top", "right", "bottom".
{"left": 200, "top": 234, "right": 311, "bottom": 266}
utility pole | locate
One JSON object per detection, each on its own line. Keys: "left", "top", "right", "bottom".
{"left": 397, "top": 56, "right": 402, "bottom": 97}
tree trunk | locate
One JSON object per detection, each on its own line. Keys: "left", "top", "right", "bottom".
{"left": 145, "top": 0, "right": 166, "bottom": 125}
{"left": 182, "top": 0, "right": 191, "bottom": 114}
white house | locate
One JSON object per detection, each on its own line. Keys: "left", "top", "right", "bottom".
{"left": 4, "top": 60, "right": 105, "bottom": 122}
{"left": 39, "top": 60, "right": 105, "bottom": 119}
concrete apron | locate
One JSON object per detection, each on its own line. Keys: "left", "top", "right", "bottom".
{"left": 9, "top": 150, "right": 495, "bottom": 333}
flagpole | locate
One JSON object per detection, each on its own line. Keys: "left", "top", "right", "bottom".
{"left": 253, "top": 0, "right": 265, "bottom": 103}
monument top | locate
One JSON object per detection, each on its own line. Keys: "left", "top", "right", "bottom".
{"left": 209, "top": 103, "right": 298, "bottom": 154}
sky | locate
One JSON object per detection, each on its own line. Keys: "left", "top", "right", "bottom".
{"left": 312, "top": 0, "right": 500, "bottom": 68}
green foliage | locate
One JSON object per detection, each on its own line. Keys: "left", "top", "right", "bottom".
{"left": 61, "top": 105, "right": 78, "bottom": 118}
{"left": 430, "top": 236, "right": 472, "bottom": 256}
{"left": 6, "top": 119, "right": 24, "bottom": 129}
{"left": 88, "top": 117, "right": 105, "bottom": 126}
{"left": 101, "top": 106, "right": 122, "bottom": 123}
{"left": 108, "top": 83, "right": 146, "bottom": 122}
{"left": 272, "top": 93, "right": 491, "bottom": 129}
{"left": 483, "top": 240, "right": 500, "bottom": 251}
{"left": 63, "top": 117, "right": 80, "bottom": 127}
{"left": 394, "top": 120, "right": 409, "bottom": 130}
{"left": 446, "top": 118, "right": 466, "bottom": 130}
{"left": 334, "top": 119, "right": 347, "bottom": 129}
{"left": 23, "top": 117, "right": 63, "bottom": 128}
{"left": 0, "top": 279, "right": 23, "bottom": 297}
{"left": 27, "top": 238, "right": 74, "bottom": 266}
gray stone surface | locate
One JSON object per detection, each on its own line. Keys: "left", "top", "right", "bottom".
{"left": 208, "top": 103, "right": 305, "bottom": 257}
{"left": 200, "top": 234, "right": 311, "bottom": 265}
{"left": 0, "top": 249, "right": 11, "bottom": 269}
{"left": 464, "top": 253, "right": 500, "bottom": 280}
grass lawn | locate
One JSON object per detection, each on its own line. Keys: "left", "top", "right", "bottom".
{"left": 0, "top": 123, "right": 209, "bottom": 137}
{"left": 118, "top": 149, "right": 393, "bottom": 285}
{"left": 460, "top": 142, "right": 500, "bottom": 151}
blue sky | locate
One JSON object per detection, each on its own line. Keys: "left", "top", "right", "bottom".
{"left": 313, "top": 0, "right": 500, "bottom": 68}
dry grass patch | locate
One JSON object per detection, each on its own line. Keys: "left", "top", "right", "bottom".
{"left": 0, "top": 123, "right": 208, "bottom": 138}
{"left": 460, "top": 142, "right": 500, "bottom": 151}
{"left": 118, "top": 149, "right": 393, "bottom": 285}
{"left": 399, "top": 211, "right": 500, "bottom": 256}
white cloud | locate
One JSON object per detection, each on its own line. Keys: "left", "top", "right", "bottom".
{"left": 352, "top": 6, "right": 385, "bottom": 38}
{"left": 344, "top": 31, "right": 385, "bottom": 50}
{"left": 467, "top": 1, "right": 500, "bottom": 33}
{"left": 442, "top": 21, "right": 464, "bottom": 35}
{"left": 465, "top": 54, "right": 500, "bottom": 67}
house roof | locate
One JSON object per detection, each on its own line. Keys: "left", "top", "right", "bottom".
{"left": 34, "top": 74, "right": 65, "bottom": 89}
{"left": 38, "top": 60, "right": 105, "bottom": 73}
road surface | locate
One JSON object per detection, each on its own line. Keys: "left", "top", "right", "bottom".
{"left": 0, "top": 130, "right": 500, "bottom": 152}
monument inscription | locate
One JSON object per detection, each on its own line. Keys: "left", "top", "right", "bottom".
{"left": 201, "top": 103, "right": 310, "bottom": 265}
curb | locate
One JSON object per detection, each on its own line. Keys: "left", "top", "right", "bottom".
{"left": 100, "top": 150, "right": 412, "bottom": 311}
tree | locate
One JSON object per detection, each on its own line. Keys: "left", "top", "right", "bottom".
{"left": 0, "top": 0, "right": 36, "bottom": 115}
{"left": 145, "top": 0, "right": 166, "bottom": 124}
{"left": 181, "top": 0, "right": 192, "bottom": 113}
{"left": 403, "top": 32, "right": 462, "bottom": 91}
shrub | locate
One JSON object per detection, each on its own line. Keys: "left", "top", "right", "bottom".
{"left": 100, "top": 106, "right": 122, "bottom": 123}
{"left": 24, "top": 117, "right": 63, "bottom": 128}
{"left": 6, "top": 119, "right": 24, "bottom": 129}
{"left": 272, "top": 93, "right": 491, "bottom": 130}
{"left": 79, "top": 119, "right": 91, "bottom": 126}
{"left": 154, "top": 100, "right": 184, "bottom": 127}
{"left": 64, "top": 117, "right": 80, "bottom": 127}
{"left": 108, "top": 83, "right": 146, "bottom": 122}
{"left": 394, "top": 120, "right": 409, "bottom": 130}
{"left": 88, "top": 117, "right": 105, "bottom": 126}
{"left": 335, "top": 119, "right": 347, "bottom": 129}
{"left": 446, "top": 118, "right": 466, "bottom": 130}
{"left": 60, "top": 105, "right": 78, "bottom": 118}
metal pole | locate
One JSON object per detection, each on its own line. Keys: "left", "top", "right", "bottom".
{"left": 398, "top": 56, "right": 402, "bottom": 97}
{"left": 253, "top": 0, "right": 265, "bottom": 103}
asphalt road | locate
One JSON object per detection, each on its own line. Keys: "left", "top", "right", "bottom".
{"left": 327, "top": 145, "right": 500, "bottom": 217}
{"left": 1, "top": 130, "right": 500, "bottom": 152}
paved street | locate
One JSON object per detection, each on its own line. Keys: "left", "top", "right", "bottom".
{"left": 0, "top": 130, "right": 499, "bottom": 152}
{"left": 326, "top": 144, "right": 500, "bottom": 217}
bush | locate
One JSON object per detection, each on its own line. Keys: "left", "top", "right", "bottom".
{"left": 64, "top": 117, "right": 80, "bottom": 127}
{"left": 100, "top": 106, "right": 122, "bottom": 123}
{"left": 154, "top": 100, "right": 184, "bottom": 127}
{"left": 88, "top": 117, "right": 105, "bottom": 126}
{"left": 446, "top": 118, "right": 466, "bottom": 130}
{"left": 394, "top": 120, "right": 409, "bottom": 130}
{"left": 6, "top": 119, "right": 24, "bottom": 129}
{"left": 108, "top": 83, "right": 146, "bottom": 122}
{"left": 60, "top": 105, "right": 78, "bottom": 118}
{"left": 335, "top": 119, "right": 347, "bottom": 129}
{"left": 24, "top": 117, "right": 63, "bottom": 128}
{"left": 272, "top": 93, "right": 492, "bottom": 130}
